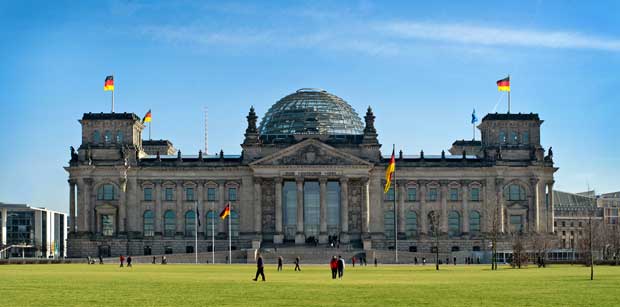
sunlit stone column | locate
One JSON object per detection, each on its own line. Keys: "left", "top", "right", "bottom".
{"left": 295, "top": 177, "right": 305, "bottom": 244}
{"left": 274, "top": 178, "right": 283, "bottom": 244}
{"left": 319, "top": 177, "right": 328, "bottom": 244}
{"left": 339, "top": 177, "right": 349, "bottom": 243}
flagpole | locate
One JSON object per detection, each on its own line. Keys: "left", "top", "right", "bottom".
{"left": 149, "top": 122, "right": 152, "bottom": 140}
{"left": 195, "top": 201, "right": 198, "bottom": 265}
{"left": 228, "top": 202, "right": 232, "bottom": 264}
{"left": 112, "top": 89, "right": 115, "bottom": 113}
{"left": 507, "top": 74, "right": 511, "bottom": 113}
{"left": 472, "top": 123, "right": 475, "bottom": 140}
{"left": 393, "top": 144, "right": 398, "bottom": 264}
{"left": 212, "top": 202, "right": 215, "bottom": 264}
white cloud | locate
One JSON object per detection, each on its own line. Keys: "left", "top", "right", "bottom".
{"left": 377, "top": 21, "right": 620, "bottom": 52}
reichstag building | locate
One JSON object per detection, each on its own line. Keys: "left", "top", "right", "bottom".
{"left": 66, "top": 88, "right": 557, "bottom": 257}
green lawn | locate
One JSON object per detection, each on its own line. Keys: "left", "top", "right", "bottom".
{"left": 1, "top": 263, "right": 618, "bottom": 306}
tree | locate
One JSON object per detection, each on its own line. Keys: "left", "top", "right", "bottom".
{"left": 531, "top": 232, "right": 555, "bottom": 268}
{"left": 485, "top": 201, "right": 501, "bottom": 271}
{"left": 510, "top": 231, "right": 527, "bottom": 269}
{"left": 429, "top": 211, "right": 442, "bottom": 271}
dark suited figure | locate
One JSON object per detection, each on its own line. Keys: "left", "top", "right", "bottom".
{"left": 294, "top": 257, "right": 301, "bottom": 271}
{"left": 253, "top": 254, "right": 265, "bottom": 281}
{"left": 337, "top": 255, "right": 345, "bottom": 279}
{"left": 277, "top": 256, "right": 283, "bottom": 271}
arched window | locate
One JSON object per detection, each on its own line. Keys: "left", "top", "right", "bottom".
{"left": 185, "top": 210, "right": 196, "bottom": 236}
{"left": 384, "top": 210, "right": 395, "bottom": 239}
{"left": 164, "top": 210, "right": 175, "bottom": 237}
{"left": 448, "top": 211, "right": 461, "bottom": 236}
{"left": 97, "top": 184, "right": 117, "bottom": 200}
{"left": 143, "top": 210, "right": 154, "bottom": 237}
{"left": 116, "top": 130, "right": 123, "bottom": 143}
{"left": 504, "top": 184, "right": 526, "bottom": 201}
{"left": 104, "top": 130, "right": 112, "bottom": 143}
{"left": 205, "top": 210, "right": 219, "bottom": 238}
{"left": 93, "top": 130, "right": 100, "bottom": 144}
{"left": 405, "top": 211, "right": 418, "bottom": 237}
{"left": 499, "top": 131, "right": 506, "bottom": 144}
{"left": 230, "top": 210, "right": 240, "bottom": 239}
{"left": 470, "top": 211, "right": 481, "bottom": 233}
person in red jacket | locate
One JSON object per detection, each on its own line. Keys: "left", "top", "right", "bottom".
{"left": 330, "top": 256, "right": 338, "bottom": 279}
{"left": 119, "top": 255, "right": 125, "bottom": 268}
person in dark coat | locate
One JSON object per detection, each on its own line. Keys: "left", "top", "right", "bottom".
{"left": 330, "top": 256, "right": 338, "bottom": 279}
{"left": 337, "top": 255, "right": 345, "bottom": 279}
{"left": 252, "top": 254, "right": 265, "bottom": 281}
{"left": 294, "top": 256, "right": 301, "bottom": 271}
{"left": 127, "top": 256, "right": 133, "bottom": 267}
{"left": 277, "top": 256, "right": 283, "bottom": 271}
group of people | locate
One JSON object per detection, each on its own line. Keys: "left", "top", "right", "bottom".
{"left": 119, "top": 255, "right": 133, "bottom": 267}
{"left": 329, "top": 256, "right": 346, "bottom": 279}
{"left": 86, "top": 255, "right": 104, "bottom": 265}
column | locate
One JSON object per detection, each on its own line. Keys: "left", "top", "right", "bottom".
{"left": 339, "top": 178, "right": 349, "bottom": 243}
{"left": 1, "top": 208, "right": 7, "bottom": 245}
{"left": 34, "top": 211, "right": 43, "bottom": 257}
{"left": 530, "top": 178, "right": 539, "bottom": 233}
{"left": 154, "top": 181, "right": 162, "bottom": 234}
{"left": 419, "top": 181, "right": 427, "bottom": 235}
{"left": 83, "top": 178, "right": 93, "bottom": 233}
{"left": 496, "top": 178, "right": 505, "bottom": 233}
{"left": 319, "top": 177, "right": 328, "bottom": 243}
{"left": 119, "top": 180, "right": 126, "bottom": 233}
{"left": 462, "top": 182, "right": 469, "bottom": 234}
{"left": 68, "top": 180, "right": 76, "bottom": 233}
{"left": 361, "top": 177, "right": 370, "bottom": 235}
{"left": 274, "top": 178, "right": 283, "bottom": 244}
{"left": 398, "top": 181, "right": 406, "bottom": 234}
{"left": 295, "top": 177, "right": 305, "bottom": 244}
{"left": 176, "top": 181, "right": 184, "bottom": 235}
{"left": 547, "top": 181, "right": 555, "bottom": 233}
{"left": 253, "top": 178, "right": 262, "bottom": 235}
{"left": 440, "top": 181, "right": 448, "bottom": 234}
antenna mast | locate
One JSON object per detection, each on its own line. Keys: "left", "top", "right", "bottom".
{"left": 204, "top": 107, "right": 208, "bottom": 155}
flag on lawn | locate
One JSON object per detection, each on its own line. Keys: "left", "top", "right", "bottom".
{"left": 104, "top": 76, "right": 114, "bottom": 91}
{"left": 384, "top": 148, "right": 396, "bottom": 194}
{"left": 219, "top": 203, "right": 231, "bottom": 220}
{"left": 496, "top": 76, "right": 510, "bottom": 92}
{"left": 142, "top": 109, "right": 152, "bottom": 123}
{"left": 471, "top": 109, "right": 478, "bottom": 124}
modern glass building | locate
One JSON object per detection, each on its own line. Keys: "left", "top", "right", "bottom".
{"left": 0, "top": 203, "right": 67, "bottom": 259}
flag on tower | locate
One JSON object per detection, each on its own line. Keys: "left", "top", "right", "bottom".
{"left": 497, "top": 76, "right": 510, "bottom": 92}
{"left": 471, "top": 109, "right": 478, "bottom": 124}
{"left": 104, "top": 76, "right": 114, "bottom": 91}
{"left": 142, "top": 109, "right": 152, "bottom": 123}
{"left": 219, "top": 203, "right": 231, "bottom": 220}
{"left": 384, "top": 148, "right": 396, "bottom": 194}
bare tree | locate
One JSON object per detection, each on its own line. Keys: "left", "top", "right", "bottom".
{"left": 429, "top": 211, "right": 441, "bottom": 271}
{"left": 531, "top": 232, "right": 555, "bottom": 268}
{"left": 484, "top": 202, "right": 501, "bottom": 271}
{"left": 510, "top": 231, "right": 527, "bottom": 269}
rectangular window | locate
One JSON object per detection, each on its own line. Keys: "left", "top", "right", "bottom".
{"left": 228, "top": 187, "right": 237, "bottom": 201}
{"left": 386, "top": 187, "right": 395, "bottom": 201}
{"left": 427, "top": 188, "right": 438, "bottom": 201}
{"left": 207, "top": 188, "right": 217, "bottom": 201}
{"left": 470, "top": 187, "right": 480, "bottom": 201}
{"left": 407, "top": 187, "right": 417, "bottom": 201}
{"left": 449, "top": 188, "right": 459, "bottom": 201}
{"left": 101, "top": 215, "right": 114, "bottom": 236}
{"left": 144, "top": 188, "right": 153, "bottom": 201}
{"left": 185, "top": 187, "right": 194, "bottom": 201}
{"left": 164, "top": 188, "right": 174, "bottom": 201}
{"left": 510, "top": 215, "right": 523, "bottom": 232}
{"left": 522, "top": 131, "right": 529, "bottom": 144}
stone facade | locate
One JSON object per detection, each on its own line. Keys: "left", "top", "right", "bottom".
{"left": 65, "top": 89, "right": 557, "bottom": 258}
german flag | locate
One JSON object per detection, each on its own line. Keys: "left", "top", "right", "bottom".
{"left": 104, "top": 75, "right": 114, "bottom": 91}
{"left": 142, "top": 109, "right": 152, "bottom": 123}
{"left": 497, "top": 76, "right": 510, "bottom": 92}
{"left": 384, "top": 148, "right": 396, "bottom": 194}
{"left": 219, "top": 203, "right": 231, "bottom": 220}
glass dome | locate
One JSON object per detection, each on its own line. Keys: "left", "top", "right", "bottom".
{"left": 259, "top": 88, "right": 364, "bottom": 136}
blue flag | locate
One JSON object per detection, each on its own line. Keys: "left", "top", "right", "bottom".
{"left": 471, "top": 109, "right": 478, "bottom": 124}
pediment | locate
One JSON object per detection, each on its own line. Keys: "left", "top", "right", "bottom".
{"left": 506, "top": 202, "right": 528, "bottom": 210}
{"left": 250, "top": 139, "right": 373, "bottom": 167}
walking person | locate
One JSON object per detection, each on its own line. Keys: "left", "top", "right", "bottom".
{"left": 127, "top": 256, "right": 133, "bottom": 267}
{"left": 330, "top": 256, "right": 338, "bottom": 279}
{"left": 99, "top": 255, "right": 104, "bottom": 264}
{"left": 453, "top": 257, "right": 456, "bottom": 265}
{"left": 294, "top": 256, "right": 301, "bottom": 271}
{"left": 422, "top": 257, "right": 426, "bottom": 265}
{"left": 277, "top": 256, "right": 283, "bottom": 271}
{"left": 252, "top": 253, "right": 265, "bottom": 282}
{"left": 337, "top": 255, "right": 345, "bottom": 280}
{"left": 119, "top": 255, "right": 125, "bottom": 268}
{"left": 352, "top": 256, "right": 356, "bottom": 267}
{"left": 152, "top": 256, "right": 156, "bottom": 264}
{"left": 374, "top": 257, "right": 378, "bottom": 267}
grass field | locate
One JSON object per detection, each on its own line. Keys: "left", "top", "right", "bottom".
{"left": 1, "top": 263, "right": 619, "bottom": 306}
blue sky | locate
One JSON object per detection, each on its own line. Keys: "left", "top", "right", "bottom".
{"left": 1, "top": 0, "right": 618, "bottom": 212}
